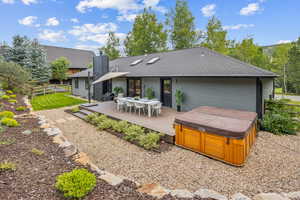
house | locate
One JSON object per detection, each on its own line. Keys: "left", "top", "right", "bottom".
{"left": 41, "top": 45, "right": 95, "bottom": 83}
{"left": 70, "top": 47, "right": 277, "bottom": 118}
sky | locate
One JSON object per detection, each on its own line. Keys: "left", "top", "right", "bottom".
{"left": 0, "top": 0, "right": 299, "bottom": 52}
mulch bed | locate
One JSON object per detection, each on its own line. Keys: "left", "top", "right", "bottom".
{"left": 0, "top": 97, "right": 213, "bottom": 200}
{"left": 65, "top": 109, "right": 172, "bottom": 153}
{"left": 0, "top": 94, "right": 29, "bottom": 115}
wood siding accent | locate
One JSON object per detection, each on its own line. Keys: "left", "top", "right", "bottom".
{"left": 175, "top": 123, "right": 257, "bottom": 166}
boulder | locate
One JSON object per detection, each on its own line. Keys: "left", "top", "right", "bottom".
{"left": 231, "top": 193, "right": 251, "bottom": 200}
{"left": 99, "top": 172, "right": 124, "bottom": 186}
{"left": 282, "top": 191, "right": 300, "bottom": 199}
{"left": 170, "top": 189, "right": 194, "bottom": 198}
{"left": 253, "top": 193, "right": 289, "bottom": 200}
{"left": 63, "top": 145, "right": 77, "bottom": 157}
{"left": 22, "top": 129, "right": 32, "bottom": 135}
{"left": 195, "top": 189, "right": 227, "bottom": 200}
{"left": 138, "top": 183, "right": 169, "bottom": 198}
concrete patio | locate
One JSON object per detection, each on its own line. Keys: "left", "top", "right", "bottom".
{"left": 79, "top": 101, "right": 181, "bottom": 137}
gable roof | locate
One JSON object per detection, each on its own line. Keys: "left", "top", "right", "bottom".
{"left": 71, "top": 47, "right": 277, "bottom": 78}
{"left": 41, "top": 45, "right": 95, "bottom": 69}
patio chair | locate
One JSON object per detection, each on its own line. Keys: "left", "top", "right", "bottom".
{"left": 135, "top": 102, "right": 145, "bottom": 116}
{"left": 126, "top": 101, "right": 135, "bottom": 113}
{"left": 152, "top": 102, "right": 162, "bottom": 117}
{"left": 116, "top": 99, "right": 125, "bottom": 112}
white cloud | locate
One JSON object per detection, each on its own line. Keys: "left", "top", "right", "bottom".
{"left": 143, "top": 0, "right": 166, "bottom": 13}
{"left": 46, "top": 17, "right": 60, "bottom": 26}
{"left": 74, "top": 44, "right": 99, "bottom": 52}
{"left": 77, "top": 32, "right": 126, "bottom": 44}
{"left": 70, "top": 18, "right": 79, "bottom": 23}
{"left": 18, "top": 16, "right": 39, "bottom": 27}
{"left": 201, "top": 4, "right": 216, "bottom": 17}
{"left": 277, "top": 40, "right": 291, "bottom": 44}
{"left": 223, "top": 24, "right": 255, "bottom": 30}
{"left": 69, "top": 23, "right": 118, "bottom": 36}
{"left": 240, "top": 3, "right": 260, "bottom": 16}
{"left": 21, "top": 0, "right": 38, "bottom": 5}
{"left": 38, "top": 29, "right": 66, "bottom": 42}
{"left": 1, "top": 0, "right": 14, "bottom": 4}
{"left": 117, "top": 13, "right": 137, "bottom": 22}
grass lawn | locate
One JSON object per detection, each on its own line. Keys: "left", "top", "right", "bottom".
{"left": 31, "top": 92, "right": 87, "bottom": 111}
{"left": 275, "top": 88, "right": 282, "bottom": 94}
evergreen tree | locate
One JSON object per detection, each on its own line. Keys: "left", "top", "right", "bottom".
{"left": 286, "top": 37, "right": 300, "bottom": 94}
{"left": 101, "top": 32, "right": 121, "bottom": 60}
{"left": 201, "top": 16, "right": 229, "bottom": 54}
{"left": 166, "top": 0, "right": 198, "bottom": 49}
{"left": 30, "top": 39, "right": 51, "bottom": 83}
{"left": 50, "top": 57, "right": 70, "bottom": 84}
{"left": 124, "top": 8, "right": 167, "bottom": 56}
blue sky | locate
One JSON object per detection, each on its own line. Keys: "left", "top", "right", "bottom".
{"left": 0, "top": 0, "right": 299, "bottom": 52}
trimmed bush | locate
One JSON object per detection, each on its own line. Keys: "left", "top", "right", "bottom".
{"left": 0, "top": 161, "right": 16, "bottom": 172}
{"left": 5, "top": 90, "right": 13, "bottom": 94}
{"left": 1, "top": 118, "right": 20, "bottom": 127}
{"left": 85, "top": 113, "right": 100, "bottom": 125}
{"left": 138, "top": 132, "right": 162, "bottom": 150}
{"left": 55, "top": 168, "right": 96, "bottom": 199}
{"left": 0, "top": 111, "right": 14, "bottom": 119}
{"left": 16, "top": 106, "right": 26, "bottom": 111}
{"left": 124, "top": 125, "right": 145, "bottom": 142}
{"left": 97, "top": 118, "right": 115, "bottom": 130}
{"left": 8, "top": 99, "right": 17, "bottom": 104}
{"left": 1, "top": 95, "right": 10, "bottom": 100}
{"left": 112, "top": 120, "right": 129, "bottom": 133}
{"left": 70, "top": 106, "right": 80, "bottom": 113}
{"left": 9, "top": 94, "right": 16, "bottom": 98}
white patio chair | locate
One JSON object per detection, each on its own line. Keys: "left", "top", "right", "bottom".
{"left": 135, "top": 102, "right": 145, "bottom": 116}
{"left": 126, "top": 101, "right": 135, "bottom": 113}
{"left": 116, "top": 99, "right": 125, "bottom": 112}
{"left": 152, "top": 102, "right": 162, "bottom": 116}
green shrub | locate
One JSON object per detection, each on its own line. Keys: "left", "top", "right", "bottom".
{"left": 261, "top": 111, "right": 298, "bottom": 135}
{"left": 70, "top": 106, "right": 80, "bottom": 113}
{"left": 112, "top": 120, "right": 129, "bottom": 133}
{"left": 146, "top": 88, "right": 155, "bottom": 99}
{"left": 9, "top": 94, "right": 16, "bottom": 98}
{"left": 8, "top": 99, "right": 17, "bottom": 104}
{"left": 1, "top": 95, "right": 10, "bottom": 100}
{"left": 55, "top": 168, "right": 96, "bottom": 199}
{"left": 0, "top": 161, "right": 16, "bottom": 172}
{"left": 5, "top": 90, "right": 13, "bottom": 94}
{"left": 97, "top": 118, "right": 115, "bottom": 130}
{"left": 1, "top": 118, "right": 20, "bottom": 127}
{"left": 138, "top": 132, "right": 162, "bottom": 150}
{"left": 85, "top": 113, "right": 100, "bottom": 125}
{"left": 0, "top": 111, "right": 15, "bottom": 119}
{"left": 16, "top": 106, "right": 26, "bottom": 111}
{"left": 31, "top": 148, "right": 44, "bottom": 155}
{"left": 124, "top": 125, "right": 145, "bottom": 142}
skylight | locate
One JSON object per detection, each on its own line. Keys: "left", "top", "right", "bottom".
{"left": 147, "top": 57, "right": 160, "bottom": 64}
{"left": 130, "top": 59, "right": 143, "bottom": 66}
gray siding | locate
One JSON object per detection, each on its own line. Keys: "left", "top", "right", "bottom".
{"left": 172, "top": 78, "right": 257, "bottom": 112}
{"left": 142, "top": 78, "right": 160, "bottom": 100}
{"left": 72, "top": 78, "right": 93, "bottom": 99}
{"left": 112, "top": 78, "right": 127, "bottom": 95}
{"left": 262, "top": 78, "right": 274, "bottom": 101}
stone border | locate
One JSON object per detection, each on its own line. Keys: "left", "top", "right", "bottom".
{"left": 24, "top": 97, "right": 299, "bottom": 200}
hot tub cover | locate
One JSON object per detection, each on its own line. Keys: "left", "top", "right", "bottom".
{"left": 174, "top": 106, "right": 257, "bottom": 139}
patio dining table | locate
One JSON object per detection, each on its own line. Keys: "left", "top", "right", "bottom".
{"left": 118, "top": 97, "right": 161, "bottom": 117}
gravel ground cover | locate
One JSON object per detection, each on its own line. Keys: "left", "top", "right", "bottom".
{"left": 37, "top": 107, "right": 300, "bottom": 198}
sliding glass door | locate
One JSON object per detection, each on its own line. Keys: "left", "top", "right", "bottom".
{"left": 127, "top": 78, "right": 141, "bottom": 97}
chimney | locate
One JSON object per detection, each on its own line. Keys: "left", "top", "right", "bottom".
{"left": 92, "top": 53, "right": 109, "bottom": 101}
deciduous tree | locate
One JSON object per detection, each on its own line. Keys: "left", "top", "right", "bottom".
{"left": 101, "top": 32, "right": 121, "bottom": 60}
{"left": 51, "top": 57, "right": 70, "bottom": 84}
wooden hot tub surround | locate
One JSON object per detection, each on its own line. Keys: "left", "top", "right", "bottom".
{"left": 174, "top": 106, "right": 257, "bottom": 166}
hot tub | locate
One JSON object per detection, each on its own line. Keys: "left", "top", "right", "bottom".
{"left": 174, "top": 106, "right": 257, "bottom": 166}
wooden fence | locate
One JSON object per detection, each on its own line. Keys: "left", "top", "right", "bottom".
{"left": 264, "top": 100, "right": 300, "bottom": 118}
{"left": 30, "top": 84, "right": 72, "bottom": 98}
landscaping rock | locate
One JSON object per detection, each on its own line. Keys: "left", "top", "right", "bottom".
{"left": 74, "top": 152, "right": 90, "bottom": 165}
{"left": 195, "top": 189, "right": 228, "bottom": 200}
{"left": 282, "top": 192, "right": 300, "bottom": 199}
{"left": 231, "top": 193, "right": 251, "bottom": 200}
{"left": 59, "top": 141, "right": 72, "bottom": 148}
{"left": 253, "top": 193, "right": 289, "bottom": 200}
{"left": 170, "top": 189, "right": 194, "bottom": 198}
{"left": 22, "top": 129, "right": 32, "bottom": 135}
{"left": 137, "top": 183, "right": 169, "bottom": 198}
{"left": 99, "top": 172, "right": 124, "bottom": 186}
{"left": 44, "top": 127, "right": 61, "bottom": 136}
{"left": 89, "top": 162, "right": 105, "bottom": 175}
{"left": 52, "top": 135, "right": 65, "bottom": 145}
{"left": 63, "top": 145, "right": 77, "bottom": 157}
{"left": 40, "top": 123, "right": 51, "bottom": 129}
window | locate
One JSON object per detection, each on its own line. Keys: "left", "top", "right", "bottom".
{"left": 75, "top": 78, "right": 79, "bottom": 89}
{"left": 147, "top": 57, "right": 160, "bottom": 64}
{"left": 130, "top": 59, "right": 143, "bottom": 66}
{"left": 85, "top": 78, "right": 89, "bottom": 89}
{"left": 127, "top": 78, "right": 141, "bottom": 97}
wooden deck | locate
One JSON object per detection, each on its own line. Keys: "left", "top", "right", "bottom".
{"left": 80, "top": 101, "right": 181, "bottom": 137}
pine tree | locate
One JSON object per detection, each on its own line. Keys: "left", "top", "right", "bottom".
{"left": 124, "top": 8, "right": 167, "bottom": 56}
{"left": 166, "top": 0, "right": 198, "bottom": 50}
{"left": 201, "top": 16, "right": 229, "bottom": 54}
{"left": 101, "top": 32, "right": 121, "bottom": 60}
